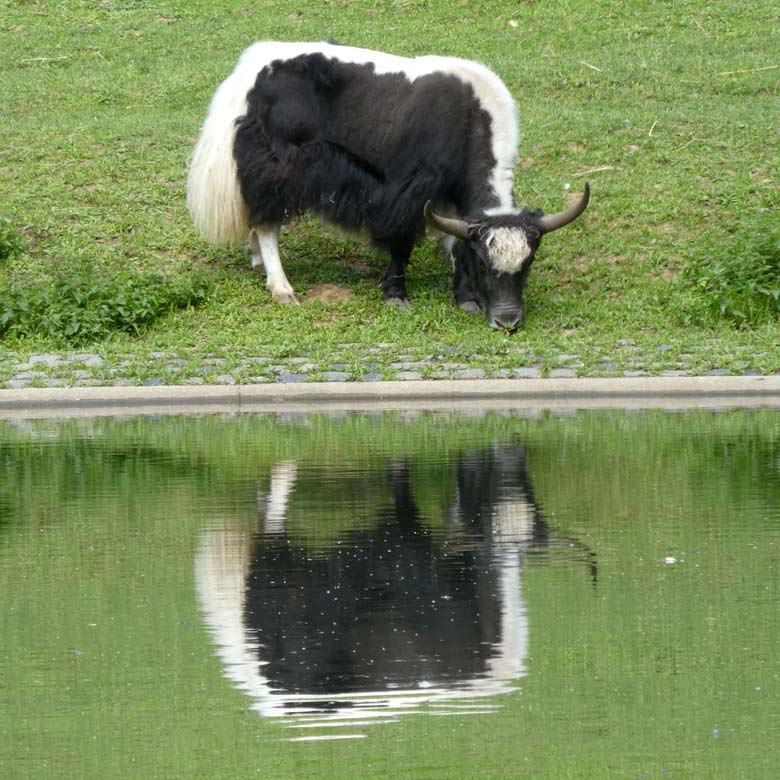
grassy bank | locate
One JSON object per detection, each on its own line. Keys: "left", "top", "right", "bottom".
{"left": 1, "top": 0, "right": 779, "bottom": 384}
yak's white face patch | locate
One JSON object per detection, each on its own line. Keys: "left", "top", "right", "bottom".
{"left": 484, "top": 227, "right": 532, "bottom": 274}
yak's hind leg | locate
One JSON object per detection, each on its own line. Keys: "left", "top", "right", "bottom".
{"left": 249, "top": 226, "right": 298, "bottom": 305}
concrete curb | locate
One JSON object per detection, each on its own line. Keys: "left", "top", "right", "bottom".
{"left": 2, "top": 376, "right": 780, "bottom": 419}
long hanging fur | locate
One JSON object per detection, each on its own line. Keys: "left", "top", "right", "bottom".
{"left": 186, "top": 53, "right": 259, "bottom": 246}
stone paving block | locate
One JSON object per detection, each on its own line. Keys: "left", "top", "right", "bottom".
{"left": 29, "top": 354, "right": 63, "bottom": 367}
{"left": 287, "top": 362, "right": 316, "bottom": 372}
{"left": 394, "top": 371, "right": 422, "bottom": 381}
{"left": 321, "top": 372, "right": 352, "bottom": 381}
{"left": 80, "top": 355, "right": 104, "bottom": 367}
{"left": 454, "top": 368, "right": 486, "bottom": 379}
{"left": 277, "top": 373, "right": 308, "bottom": 383}
{"left": 512, "top": 367, "right": 541, "bottom": 378}
{"left": 548, "top": 368, "right": 578, "bottom": 378}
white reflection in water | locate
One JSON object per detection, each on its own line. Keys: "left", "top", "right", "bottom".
{"left": 195, "top": 445, "right": 574, "bottom": 740}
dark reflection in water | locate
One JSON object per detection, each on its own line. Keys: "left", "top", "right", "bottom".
{"left": 196, "top": 443, "right": 595, "bottom": 737}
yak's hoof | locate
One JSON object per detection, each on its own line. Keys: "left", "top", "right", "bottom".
{"left": 383, "top": 296, "right": 410, "bottom": 309}
{"left": 273, "top": 291, "right": 299, "bottom": 305}
{"left": 458, "top": 300, "right": 481, "bottom": 314}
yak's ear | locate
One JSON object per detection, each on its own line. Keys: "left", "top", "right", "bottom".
{"left": 538, "top": 183, "right": 590, "bottom": 234}
{"left": 424, "top": 202, "right": 471, "bottom": 242}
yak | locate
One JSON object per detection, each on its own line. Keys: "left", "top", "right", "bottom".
{"left": 187, "top": 42, "right": 590, "bottom": 330}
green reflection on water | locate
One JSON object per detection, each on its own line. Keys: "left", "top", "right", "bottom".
{"left": 1, "top": 410, "right": 779, "bottom": 779}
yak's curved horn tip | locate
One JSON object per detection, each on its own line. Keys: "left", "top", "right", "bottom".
{"left": 539, "top": 185, "right": 591, "bottom": 234}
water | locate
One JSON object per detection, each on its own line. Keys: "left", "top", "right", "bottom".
{"left": 2, "top": 409, "right": 779, "bottom": 779}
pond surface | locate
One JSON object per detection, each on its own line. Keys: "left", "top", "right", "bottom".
{"left": 2, "top": 409, "right": 779, "bottom": 779}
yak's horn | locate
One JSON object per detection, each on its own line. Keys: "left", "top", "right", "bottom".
{"left": 538, "top": 183, "right": 590, "bottom": 234}
{"left": 424, "top": 201, "right": 471, "bottom": 241}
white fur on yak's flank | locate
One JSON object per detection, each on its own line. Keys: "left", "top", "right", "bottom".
{"left": 186, "top": 50, "right": 259, "bottom": 246}
{"left": 186, "top": 41, "right": 520, "bottom": 245}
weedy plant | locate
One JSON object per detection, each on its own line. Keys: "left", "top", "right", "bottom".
{"left": 0, "top": 258, "right": 211, "bottom": 345}
{"left": 678, "top": 216, "right": 780, "bottom": 326}
{"left": 0, "top": 219, "right": 25, "bottom": 263}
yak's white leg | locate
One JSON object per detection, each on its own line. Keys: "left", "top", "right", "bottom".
{"left": 247, "top": 231, "right": 265, "bottom": 272}
{"left": 249, "top": 227, "right": 298, "bottom": 304}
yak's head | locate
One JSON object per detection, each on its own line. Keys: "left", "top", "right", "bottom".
{"left": 425, "top": 184, "right": 590, "bottom": 331}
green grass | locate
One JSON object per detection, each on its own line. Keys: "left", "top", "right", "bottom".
{"left": 1, "top": 0, "right": 779, "bottom": 382}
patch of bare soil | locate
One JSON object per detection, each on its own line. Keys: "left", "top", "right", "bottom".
{"left": 306, "top": 283, "right": 355, "bottom": 303}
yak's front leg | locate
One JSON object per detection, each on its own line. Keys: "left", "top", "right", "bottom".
{"left": 249, "top": 226, "right": 298, "bottom": 305}
{"left": 450, "top": 238, "right": 482, "bottom": 315}
{"left": 380, "top": 240, "right": 413, "bottom": 308}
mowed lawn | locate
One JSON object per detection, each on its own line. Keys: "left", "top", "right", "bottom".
{"left": 1, "top": 0, "right": 779, "bottom": 381}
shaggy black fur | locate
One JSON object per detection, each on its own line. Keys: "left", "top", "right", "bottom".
{"left": 232, "top": 53, "right": 499, "bottom": 302}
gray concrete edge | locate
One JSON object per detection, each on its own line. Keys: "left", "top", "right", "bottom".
{"left": 2, "top": 376, "right": 780, "bottom": 419}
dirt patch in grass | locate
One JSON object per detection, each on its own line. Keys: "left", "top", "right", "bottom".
{"left": 306, "top": 283, "right": 356, "bottom": 303}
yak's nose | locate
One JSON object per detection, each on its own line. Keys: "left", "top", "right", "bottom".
{"left": 488, "top": 309, "right": 523, "bottom": 333}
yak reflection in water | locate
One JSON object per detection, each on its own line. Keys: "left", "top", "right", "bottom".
{"left": 195, "top": 443, "right": 594, "bottom": 737}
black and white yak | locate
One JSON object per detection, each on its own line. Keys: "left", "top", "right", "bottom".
{"left": 187, "top": 41, "right": 590, "bottom": 330}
